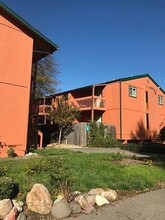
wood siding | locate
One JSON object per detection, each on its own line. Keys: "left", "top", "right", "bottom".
{"left": 0, "top": 14, "right": 33, "bottom": 157}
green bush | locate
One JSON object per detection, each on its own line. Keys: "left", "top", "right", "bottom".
{"left": 88, "top": 122, "right": 121, "bottom": 148}
{"left": 121, "top": 143, "right": 142, "bottom": 152}
{"left": 25, "top": 157, "right": 73, "bottom": 198}
{"left": 0, "top": 177, "right": 19, "bottom": 199}
{"left": 121, "top": 142, "right": 165, "bottom": 154}
{"left": 159, "top": 126, "right": 165, "bottom": 143}
{"left": 7, "top": 147, "right": 17, "bottom": 158}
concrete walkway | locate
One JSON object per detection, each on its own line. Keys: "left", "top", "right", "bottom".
{"left": 66, "top": 188, "right": 165, "bottom": 220}
{"left": 69, "top": 147, "right": 150, "bottom": 158}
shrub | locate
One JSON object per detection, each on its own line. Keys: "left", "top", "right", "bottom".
{"left": 0, "top": 177, "right": 19, "bottom": 199}
{"left": 25, "top": 157, "right": 73, "bottom": 199}
{"left": 7, "top": 147, "right": 17, "bottom": 158}
{"left": 88, "top": 122, "right": 121, "bottom": 148}
{"left": 121, "top": 142, "right": 165, "bottom": 154}
{"left": 159, "top": 126, "right": 165, "bottom": 143}
{"left": 121, "top": 143, "right": 143, "bottom": 152}
{"left": 26, "top": 144, "right": 37, "bottom": 153}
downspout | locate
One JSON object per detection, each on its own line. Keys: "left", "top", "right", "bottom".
{"left": 27, "top": 61, "right": 38, "bottom": 149}
{"left": 119, "top": 80, "right": 122, "bottom": 141}
{"left": 43, "top": 97, "right": 46, "bottom": 125}
{"left": 91, "top": 85, "right": 95, "bottom": 122}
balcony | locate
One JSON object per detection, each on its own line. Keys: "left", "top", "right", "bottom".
{"left": 75, "top": 96, "right": 106, "bottom": 110}
{"left": 38, "top": 105, "right": 52, "bottom": 115}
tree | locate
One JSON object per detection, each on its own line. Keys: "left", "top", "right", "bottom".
{"left": 35, "top": 55, "right": 60, "bottom": 98}
{"left": 48, "top": 96, "right": 80, "bottom": 144}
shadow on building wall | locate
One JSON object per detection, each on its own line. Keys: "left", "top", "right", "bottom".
{"left": 130, "top": 120, "right": 157, "bottom": 142}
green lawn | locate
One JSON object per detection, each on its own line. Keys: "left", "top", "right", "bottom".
{"left": 0, "top": 148, "right": 165, "bottom": 200}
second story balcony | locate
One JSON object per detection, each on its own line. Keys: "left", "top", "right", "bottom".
{"left": 75, "top": 96, "right": 106, "bottom": 111}
{"left": 38, "top": 105, "right": 52, "bottom": 116}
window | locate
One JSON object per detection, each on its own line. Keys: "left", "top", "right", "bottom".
{"left": 145, "top": 91, "right": 148, "bottom": 103}
{"left": 129, "top": 86, "right": 137, "bottom": 98}
{"left": 158, "top": 96, "right": 164, "bottom": 105}
{"left": 146, "top": 113, "right": 149, "bottom": 129}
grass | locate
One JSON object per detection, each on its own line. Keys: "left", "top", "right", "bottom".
{"left": 0, "top": 148, "right": 165, "bottom": 200}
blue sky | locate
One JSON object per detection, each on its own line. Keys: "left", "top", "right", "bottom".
{"left": 1, "top": 0, "right": 165, "bottom": 92}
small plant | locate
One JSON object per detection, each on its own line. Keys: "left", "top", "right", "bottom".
{"left": 0, "top": 177, "right": 19, "bottom": 199}
{"left": 7, "top": 147, "right": 17, "bottom": 158}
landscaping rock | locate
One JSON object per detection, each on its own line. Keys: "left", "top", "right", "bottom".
{"left": 4, "top": 207, "right": 18, "bottom": 220}
{"left": 84, "top": 194, "right": 96, "bottom": 206}
{"left": 95, "top": 195, "right": 110, "bottom": 206}
{"left": 16, "top": 212, "right": 27, "bottom": 220}
{"left": 54, "top": 194, "right": 64, "bottom": 204}
{"left": 75, "top": 194, "right": 96, "bottom": 214}
{"left": 88, "top": 188, "right": 104, "bottom": 195}
{"left": 0, "top": 199, "right": 13, "bottom": 219}
{"left": 82, "top": 205, "right": 96, "bottom": 215}
{"left": 75, "top": 195, "right": 88, "bottom": 209}
{"left": 69, "top": 201, "right": 81, "bottom": 214}
{"left": 25, "top": 152, "right": 38, "bottom": 157}
{"left": 12, "top": 200, "right": 24, "bottom": 212}
{"left": 26, "top": 184, "right": 53, "bottom": 215}
{"left": 51, "top": 198, "right": 71, "bottom": 219}
{"left": 101, "top": 189, "right": 117, "bottom": 202}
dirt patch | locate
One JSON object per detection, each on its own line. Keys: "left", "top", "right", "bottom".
{"left": 119, "top": 158, "right": 154, "bottom": 166}
{"left": 47, "top": 143, "right": 83, "bottom": 149}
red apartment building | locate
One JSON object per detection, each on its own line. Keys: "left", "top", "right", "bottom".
{"left": 0, "top": 2, "right": 58, "bottom": 157}
{"left": 39, "top": 74, "right": 165, "bottom": 143}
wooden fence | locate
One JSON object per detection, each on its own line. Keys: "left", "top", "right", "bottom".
{"left": 62, "top": 123, "right": 116, "bottom": 146}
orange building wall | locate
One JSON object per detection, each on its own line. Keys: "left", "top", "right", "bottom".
{"left": 121, "top": 78, "right": 148, "bottom": 140}
{"left": 103, "top": 76, "right": 165, "bottom": 141}
{"left": 103, "top": 81, "right": 121, "bottom": 138}
{"left": 0, "top": 15, "right": 33, "bottom": 157}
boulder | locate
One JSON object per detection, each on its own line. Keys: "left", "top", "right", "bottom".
{"left": 95, "top": 195, "right": 110, "bottom": 207}
{"left": 12, "top": 200, "right": 24, "bottom": 212}
{"left": 75, "top": 195, "right": 88, "bottom": 210}
{"left": 0, "top": 199, "right": 13, "bottom": 219}
{"left": 75, "top": 194, "right": 96, "bottom": 214}
{"left": 101, "top": 189, "right": 117, "bottom": 202}
{"left": 26, "top": 183, "right": 53, "bottom": 215}
{"left": 54, "top": 194, "right": 64, "bottom": 204}
{"left": 51, "top": 198, "right": 71, "bottom": 219}
{"left": 69, "top": 201, "right": 81, "bottom": 214}
{"left": 84, "top": 194, "right": 96, "bottom": 206}
{"left": 4, "top": 207, "right": 18, "bottom": 220}
{"left": 82, "top": 205, "right": 96, "bottom": 215}
{"left": 88, "top": 188, "right": 104, "bottom": 195}
{"left": 16, "top": 212, "right": 27, "bottom": 220}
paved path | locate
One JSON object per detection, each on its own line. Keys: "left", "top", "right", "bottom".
{"left": 66, "top": 188, "right": 165, "bottom": 220}
{"left": 69, "top": 147, "right": 150, "bottom": 158}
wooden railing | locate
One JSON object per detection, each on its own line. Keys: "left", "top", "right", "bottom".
{"left": 38, "top": 105, "right": 52, "bottom": 115}
{"left": 38, "top": 96, "right": 106, "bottom": 115}
{"left": 75, "top": 96, "right": 106, "bottom": 110}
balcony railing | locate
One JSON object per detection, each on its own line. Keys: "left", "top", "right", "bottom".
{"left": 38, "top": 105, "right": 52, "bottom": 115}
{"left": 75, "top": 96, "right": 106, "bottom": 110}
{"left": 38, "top": 96, "right": 106, "bottom": 116}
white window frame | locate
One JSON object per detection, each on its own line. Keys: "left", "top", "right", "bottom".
{"left": 158, "top": 95, "right": 164, "bottom": 105}
{"left": 129, "top": 86, "right": 137, "bottom": 98}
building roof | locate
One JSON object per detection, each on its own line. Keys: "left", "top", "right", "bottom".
{"left": 0, "top": 2, "right": 58, "bottom": 62}
{"left": 48, "top": 74, "right": 164, "bottom": 97}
